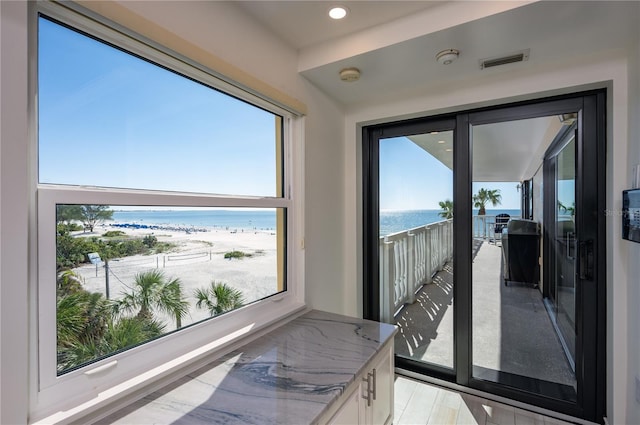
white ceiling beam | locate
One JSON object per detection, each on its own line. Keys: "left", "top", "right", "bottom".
{"left": 298, "top": 1, "right": 535, "bottom": 72}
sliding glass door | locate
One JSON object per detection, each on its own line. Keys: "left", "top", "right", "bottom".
{"left": 363, "top": 91, "right": 606, "bottom": 422}
{"left": 470, "top": 116, "right": 577, "bottom": 403}
{"left": 364, "top": 117, "right": 456, "bottom": 379}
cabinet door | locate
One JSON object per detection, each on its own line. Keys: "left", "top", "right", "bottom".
{"left": 371, "top": 347, "right": 393, "bottom": 425}
{"left": 328, "top": 386, "right": 361, "bottom": 425}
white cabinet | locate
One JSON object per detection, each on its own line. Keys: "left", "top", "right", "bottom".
{"left": 361, "top": 343, "right": 393, "bottom": 425}
{"left": 327, "top": 385, "right": 362, "bottom": 425}
{"left": 326, "top": 341, "right": 394, "bottom": 425}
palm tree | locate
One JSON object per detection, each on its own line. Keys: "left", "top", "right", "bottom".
{"left": 473, "top": 188, "right": 502, "bottom": 215}
{"left": 112, "top": 270, "right": 189, "bottom": 329}
{"left": 558, "top": 200, "right": 576, "bottom": 217}
{"left": 194, "top": 281, "right": 244, "bottom": 316}
{"left": 57, "top": 313, "right": 165, "bottom": 372}
{"left": 438, "top": 199, "right": 454, "bottom": 219}
{"left": 56, "top": 279, "right": 112, "bottom": 371}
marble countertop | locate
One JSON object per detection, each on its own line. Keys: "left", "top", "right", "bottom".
{"left": 98, "top": 310, "right": 397, "bottom": 425}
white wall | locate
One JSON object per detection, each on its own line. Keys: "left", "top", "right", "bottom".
{"left": 0, "top": 1, "right": 347, "bottom": 421}
{"left": 625, "top": 39, "right": 640, "bottom": 423}
{"left": 0, "top": 1, "right": 30, "bottom": 423}
{"left": 343, "top": 48, "right": 632, "bottom": 423}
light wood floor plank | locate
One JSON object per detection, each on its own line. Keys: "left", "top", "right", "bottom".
{"left": 394, "top": 377, "right": 580, "bottom": 425}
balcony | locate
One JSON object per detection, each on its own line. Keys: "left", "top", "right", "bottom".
{"left": 381, "top": 219, "right": 576, "bottom": 393}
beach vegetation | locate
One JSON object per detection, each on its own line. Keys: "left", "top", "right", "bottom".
{"left": 438, "top": 199, "right": 454, "bottom": 219}
{"left": 142, "top": 235, "right": 158, "bottom": 248}
{"left": 224, "top": 250, "right": 252, "bottom": 259}
{"left": 57, "top": 222, "right": 84, "bottom": 233}
{"left": 55, "top": 269, "right": 180, "bottom": 372}
{"left": 56, "top": 205, "right": 84, "bottom": 225}
{"left": 102, "top": 230, "right": 127, "bottom": 238}
{"left": 79, "top": 205, "right": 114, "bottom": 232}
{"left": 473, "top": 188, "right": 502, "bottom": 215}
{"left": 194, "top": 281, "right": 245, "bottom": 316}
{"left": 56, "top": 230, "right": 176, "bottom": 270}
{"left": 111, "top": 270, "right": 189, "bottom": 329}
{"left": 56, "top": 270, "right": 110, "bottom": 371}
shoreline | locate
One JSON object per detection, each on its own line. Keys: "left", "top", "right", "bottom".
{"left": 106, "top": 220, "right": 277, "bottom": 236}
{"left": 71, "top": 221, "right": 279, "bottom": 330}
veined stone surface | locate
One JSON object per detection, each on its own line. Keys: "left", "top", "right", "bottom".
{"left": 98, "top": 310, "right": 397, "bottom": 425}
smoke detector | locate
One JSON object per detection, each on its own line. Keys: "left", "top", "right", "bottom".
{"left": 435, "top": 49, "right": 460, "bottom": 65}
{"left": 339, "top": 67, "right": 361, "bottom": 82}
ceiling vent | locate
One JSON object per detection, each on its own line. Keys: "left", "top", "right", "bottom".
{"left": 480, "top": 49, "right": 530, "bottom": 70}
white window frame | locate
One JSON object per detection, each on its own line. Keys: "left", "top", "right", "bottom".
{"left": 29, "top": 2, "right": 305, "bottom": 422}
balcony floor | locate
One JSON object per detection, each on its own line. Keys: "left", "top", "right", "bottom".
{"left": 394, "top": 239, "right": 575, "bottom": 389}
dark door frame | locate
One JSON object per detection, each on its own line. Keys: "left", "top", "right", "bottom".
{"left": 362, "top": 90, "right": 606, "bottom": 423}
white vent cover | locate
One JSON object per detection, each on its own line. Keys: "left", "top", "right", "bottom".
{"left": 480, "top": 49, "right": 530, "bottom": 70}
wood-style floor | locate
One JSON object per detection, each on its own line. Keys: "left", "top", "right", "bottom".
{"left": 394, "top": 376, "right": 577, "bottom": 425}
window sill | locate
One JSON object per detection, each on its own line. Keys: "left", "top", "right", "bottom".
{"left": 33, "top": 302, "right": 307, "bottom": 425}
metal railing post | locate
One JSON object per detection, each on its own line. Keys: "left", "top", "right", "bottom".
{"left": 380, "top": 237, "right": 395, "bottom": 322}
{"left": 407, "top": 232, "right": 416, "bottom": 304}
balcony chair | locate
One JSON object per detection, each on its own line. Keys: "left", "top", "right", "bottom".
{"left": 491, "top": 213, "right": 510, "bottom": 245}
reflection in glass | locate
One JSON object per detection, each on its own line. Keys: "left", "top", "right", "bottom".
{"left": 55, "top": 205, "right": 282, "bottom": 374}
{"left": 379, "top": 132, "right": 454, "bottom": 369}
{"left": 38, "top": 17, "right": 281, "bottom": 197}
{"left": 554, "top": 134, "right": 577, "bottom": 367}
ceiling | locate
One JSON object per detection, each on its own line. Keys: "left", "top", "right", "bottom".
{"left": 233, "top": 0, "right": 638, "bottom": 181}
{"left": 236, "top": 1, "right": 638, "bottom": 107}
{"left": 235, "top": 1, "right": 445, "bottom": 50}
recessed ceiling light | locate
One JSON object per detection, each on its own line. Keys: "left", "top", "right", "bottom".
{"left": 329, "top": 6, "right": 349, "bottom": 20}
{"left": 445, "top": 148, "right": 453, "bottom": 152}
{"left": 437, "top": 140, "right": 446, "bottom": 144}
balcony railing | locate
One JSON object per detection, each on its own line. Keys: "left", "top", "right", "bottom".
{"left": 473, "top": 214, "right": 521, "bottom": 239}
{"left": 379, "top": 219, "right": 453, "bottom": 322}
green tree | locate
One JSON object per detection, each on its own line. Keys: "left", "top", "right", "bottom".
{"left": 80, "top": 205, "right": 114, "bottom": 232}
{"left": 112, "top": 270, "right": 189, "bottom": 329}
{"left": 438, "top": 199, "right": 454, "bottom": 219}
{"left": 56, "top": 205, "right": 84, "bottom": 225}
{"left": 558, "top": 200, "right": 575, "bottom": 217}
{"left": 55, "top": 270, "right": 170, "bottom": 372}
{"left": 194, "top": 281, "right": 244, "bottom": 316}
{"left": 473, "top": 188, "right": 502, "bottom": 215}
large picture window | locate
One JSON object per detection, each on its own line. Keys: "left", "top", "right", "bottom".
{"left": 33, "top": 4, "right": 300, "bottom": 420}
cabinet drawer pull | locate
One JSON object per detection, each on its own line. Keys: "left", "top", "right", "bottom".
{"left": 362, "top": 375, "right": 372, "bottom": 407}
{"left": 371, "top": 368, "right": 377, "bottom": 400}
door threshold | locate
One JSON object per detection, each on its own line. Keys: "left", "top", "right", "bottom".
{"left": 395, "top": 368, "right": 597, "bottom": 425}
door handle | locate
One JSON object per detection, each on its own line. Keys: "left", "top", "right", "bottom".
{"left": 566, "top": 232, "right": 575, "bottom": 260}
{"left": 579, "top": 239, "right": 594, "bottom": 280}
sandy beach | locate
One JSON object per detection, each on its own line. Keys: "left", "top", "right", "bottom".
{"left": 72, "top": 222, "right": 279, "bottom": 329}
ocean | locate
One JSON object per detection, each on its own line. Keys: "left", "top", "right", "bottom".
{"left": 380, "top": 209, "right": 521, "bottom": 236}
{"left": 112, "top": 209, "right": 277, "bottom": 231}
{"left": 111, "top": 208, "right": 521, "bottom": 235}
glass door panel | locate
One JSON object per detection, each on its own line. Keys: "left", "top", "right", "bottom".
{"left": 379, "top": 131, "right": 454, "bottom": 370}
{"left": 470, "top": 117, "right": 577, "bottom": 401}
{"left": 554, "top": 133, "right": 577, "bottom": 367}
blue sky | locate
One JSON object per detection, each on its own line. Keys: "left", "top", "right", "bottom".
{"left": 39, "top": 17, "right": 522, "bottom": 211}
{"left": 38, "top": 17, "right": 279, "bottom": 197}
{"left": 380, "top": 137, "right": 521, "bottom": 211}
